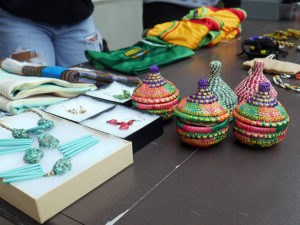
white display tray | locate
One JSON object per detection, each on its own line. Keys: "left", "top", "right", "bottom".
{"left": 0, "top": 110, "right": 133, "bottom": 223}
{"left": 81, "top": 105, "right": 159, "bottom": 139}
{"left": 44, "top": 95, "right": 115, "bottom": 122}
{"left": 85, "top": 81, "right": 136, "bottom": 104}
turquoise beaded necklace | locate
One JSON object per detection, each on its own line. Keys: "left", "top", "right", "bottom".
{"left": 0, "top": 110, "right": 99, "bottom": 183}
{"left": 0, "top": 135, "right": 99, "bottom": 183}
{"left": 0, "top": 110, "right": 59, "bottom": 163}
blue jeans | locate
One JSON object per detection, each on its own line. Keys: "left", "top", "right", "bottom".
{"left": 0, "top": 9, "right": 102, "bottom": 67}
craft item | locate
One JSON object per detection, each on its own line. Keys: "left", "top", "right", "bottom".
{"left": 0, "top": 135, "right": 99, "bottom": 183}
{"left": 174, "top": 79, "right": 230, "bottom": 148}
{"left": 106, "top": 119, "right": 136, "bottom": 130}
{"left": 233, "top": 82, "right": 289, "bottom": 148}
{"left": 0, "top": 58, "right": 141, "bottom": 85}
{"left": 238, "top": 36, "right": 288, "bottom": 59}
{"left": 132, "top": 65, "right": 180, "bottom": 119}
{"left": 234, "top": 58, "right": 277, "bottom": 103}
{"left": 273, "top": 40, "right": 294, "bottom": 48}
{"left": 144, "top": 7, "right": 246, "bottom": 49}
{"left": 208, "top": 61, "right": 237, "bottom": 119}
{"left": 243, "top": 55, "right": 300, "bottom": 75}
{"left": 0, "top": 109, "right": 58, "bottom": 149}
{"left": 65, "top": 105, "right": 87, "bottom": 115}
{"left": 273, "top": 74, "right": 300, "bottom": 92}
{"left": 0, "top": 110, "right": 59, "bottom": 164}
{"left": 113, "top": 90, "right": 131, "bottom": 100}
{"left": 85, "top": 40, "right": 195, "bottom": 75}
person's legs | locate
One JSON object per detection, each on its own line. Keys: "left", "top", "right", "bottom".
{"left": 0, "top": 9, "right": 55, "bottom": 65}
{"left": 53, "top": 16, "right": 102, "bottom": 67}
{"left": 143, "top": 2, "right": 190, "bottom": 29}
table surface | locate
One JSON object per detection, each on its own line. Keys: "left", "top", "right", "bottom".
{"left": 1, "top": 13, "right": 300, "bottom": 225}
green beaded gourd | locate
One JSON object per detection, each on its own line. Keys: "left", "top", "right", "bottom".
{"left": 208, "top": 61, "right": 237, "bottom": 119}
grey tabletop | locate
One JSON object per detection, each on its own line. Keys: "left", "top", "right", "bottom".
{"left": 1, "top": 12, "right": 300, "bottom": 225}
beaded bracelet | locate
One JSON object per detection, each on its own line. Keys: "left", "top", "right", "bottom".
{"left": 272, "top": 74, "right": 300, "bottom": 92}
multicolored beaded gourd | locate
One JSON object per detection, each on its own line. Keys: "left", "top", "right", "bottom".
{"left": 208, "top": 61, "right": 237, "bottom": 119}
{"left": 233, "top": 82, "right": 289, "bottom": 148}
{"left": 132, "top": 65, "right": 180, "bottom": 119}
{"left": 234, "top": 58, "right": 277, "bottom": 103}
{"left": 174, "top": 79, "right": 230, "bottom": 148}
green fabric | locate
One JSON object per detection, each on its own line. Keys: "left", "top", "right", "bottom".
{"left": 85, "top": 41, "right": 195, "bottom": 75}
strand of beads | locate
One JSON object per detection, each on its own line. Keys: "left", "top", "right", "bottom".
{"left": 273, "top": 74, "right": 300, "bottom": 92}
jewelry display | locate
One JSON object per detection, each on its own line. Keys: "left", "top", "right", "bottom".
{"left": 0, "top": 109, "right": 58, "bottom": 148}
{"left": 66, "top": 105, "right": 87, "bottom": 115}
{"left": 0, "top": 135, "right": 99, "bottom": 183}
{"left": 273, "top": 74, "right": 300, "bottom": 92}
{"left": 112, "top": 90, "right": 131, "bottom": 100}
{"left": 0, "top": 110, "right": 59, "bottom": 164}
{"left": 106, "top": 119, "right": 136, "bottom": 130}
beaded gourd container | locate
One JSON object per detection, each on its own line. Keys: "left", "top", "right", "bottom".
{"left": 174, "top": 79, "right": 231, "bottom": 148}
{"left": 132, "top": 65, "right": 180, "bottom": 119}
{"left": 234, "top": 58, "right": 277, "bottom": 103}
{"left": 233, "top": 82, "right": 289, "bottom": 148}
{"left": 208, "top": 61, "right": 237, "bottom": 118}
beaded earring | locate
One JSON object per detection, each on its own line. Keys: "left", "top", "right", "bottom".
{"left": 66, "top": 105, "right": 87, "bottom": 114}
{"left": 106, "top": 119, "right": 136, "bottom": 130}
{"left": 112, "top": 90, "right": 132, "bottom": 100}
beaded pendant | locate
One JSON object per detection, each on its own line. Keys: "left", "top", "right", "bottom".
{"left": 23, "top": 148, "right": 44, "bottom": 164}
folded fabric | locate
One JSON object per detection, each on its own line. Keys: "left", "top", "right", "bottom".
{"left": 1, "top": 58, "right": 141, "bottom": 85}
{"left": 85, "top": 40, "right": 195, "bottom": 75}
{"left": 143, "top": 7, "right": 246, "bottom": 49}
{"left": 243, "top": 57, "right": 300, "bottom": 75}
{"left": 0, "top": 68, "right": 96, "bottom": 100}
{"left": 0, "top": 94, "right": 66, "bottom": 114}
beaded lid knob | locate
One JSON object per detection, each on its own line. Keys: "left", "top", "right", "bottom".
{"left": 233, "top": 82, "right": 289, "bottom": 127}
{"left": 187, "top": 79, "right": 218, "bottom": 104}
{"left": 142, "top": 65, "right": 167, "bottom": 87}
{"left": 234, "top": 59, "right": 277, "bottom": 103}
{"left": 174, "top": 78, "right": 230, "bottom": 124}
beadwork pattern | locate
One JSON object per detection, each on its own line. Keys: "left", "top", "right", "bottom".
{"left": 233, "top": 82, "right": 289, "bottom": 148}
{"left": 174, "top": 78, "right": 230, "bottom": 148}
{"left": 208, "top": 61, "right": 237, "bottom": 119}
{"left": 132, "top": 65, "right": 180, "bottom": 119}
{"left": 234, "top": 59, "right": 277, "bottom": 103}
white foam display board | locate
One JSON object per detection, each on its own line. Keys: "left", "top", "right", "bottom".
{"left": 0, "top": 110, "right": 133, "bottom": 223}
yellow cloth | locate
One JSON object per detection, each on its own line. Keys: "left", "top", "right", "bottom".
{"left": 143, "top": 7, "right": 247, "bottom": 49}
